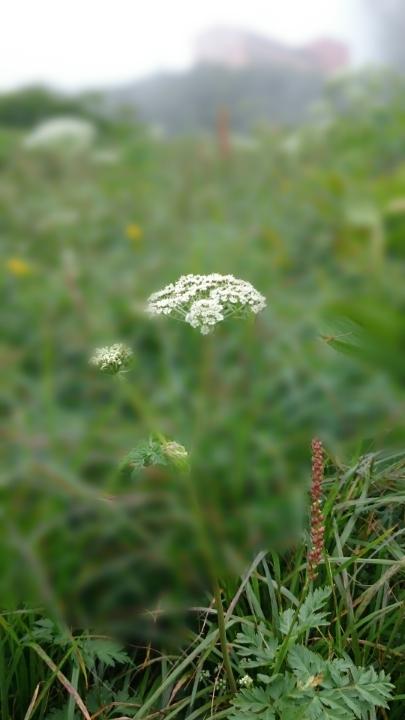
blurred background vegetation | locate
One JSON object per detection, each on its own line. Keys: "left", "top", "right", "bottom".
{"left": 1, "top": 65, "right": 404, "bottom": 611}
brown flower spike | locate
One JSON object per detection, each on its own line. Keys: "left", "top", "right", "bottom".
{"left": 308, "top": 438, "right": 325, "bottom": 581}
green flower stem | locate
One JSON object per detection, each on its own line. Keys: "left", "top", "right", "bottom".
{"left": 180, "top": 468, "right": 237, "bottom": 695}
{"left": 212, "top": 575, "right": 237, "bottom": 694}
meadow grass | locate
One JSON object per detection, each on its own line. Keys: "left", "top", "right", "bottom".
{"left": 0, "top": 74, "right": 404, "bottom": 717}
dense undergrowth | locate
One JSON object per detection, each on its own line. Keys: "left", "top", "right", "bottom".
{"left": 0, "top": 72, "right": 404, "bottom": 717}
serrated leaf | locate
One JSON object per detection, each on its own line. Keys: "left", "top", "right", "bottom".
{"left": 287, "top": 645, "right": 325, "bottom": 683}
{"left": 335, "top": 690, "right": 362, "bottom": 718}
{"left": 298, "top": 587, "right": 331, "bottom": 629}
{"left": 79, "top": 638, "right": 130, "bottom": 669}
{"left": 234, "top": 624, "right": 278, "bottom": 668}
{"left": 279, "top": 608, "right": 296, "bottom": 637}
{"left": 230, "top": 687, "right": 274, "bottom": 719}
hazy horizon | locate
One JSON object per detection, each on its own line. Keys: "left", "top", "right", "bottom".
{"left": 1, "top": 0, "right": 374, "bottom": 93}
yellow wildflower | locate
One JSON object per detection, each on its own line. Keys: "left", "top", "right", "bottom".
{"left": 5, "top": 257, "right": 32, "bottom": 277}
{"left": 125, "top": 223, "right": 143, "bottom": 243}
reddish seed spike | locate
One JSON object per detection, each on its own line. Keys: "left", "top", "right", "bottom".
{"left": 308, "top": 438, "right": 325, "bottom": 582}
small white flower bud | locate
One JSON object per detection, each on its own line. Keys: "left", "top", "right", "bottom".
{"left": 89, "top": 343, "right": 133, "bottom": 375}
{"left": 239, "top": 674, "right": 254, "bottom": 688}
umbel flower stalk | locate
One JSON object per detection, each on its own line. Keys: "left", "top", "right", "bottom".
{"left": 148, "top": 273, "right": 266, "bottom": 693}
{"left": 307, "top": 438, "right": 325, "bottom": 581}
{"left": 91, "top": 274, "right": 266, "bottom": 695}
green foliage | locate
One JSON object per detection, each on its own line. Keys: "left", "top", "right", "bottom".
{"left": 119, "top": 436, "right": 172, "bottom": 475}
{"left": 234, "top": 625, "right": 278, "bottom": 668}
{"left": 0, "top": 86, "right": 105, "bottom": 129}
{"left": 230, "top": 587, "right": 393, "bottom": 718}
{"left": 118, "top": 435, "right": 189, "bottom": 482}
{"left": 278, "top": 587, "right": 331, "bottom": 639}
{"left": 231, "top": 660, "right": 393, "bottom": 719}
{"left": 0, "top": 70, "right": 404, "bottom": 719}
{"left": 27, "top": 617, "right": 130, "bottom": 669}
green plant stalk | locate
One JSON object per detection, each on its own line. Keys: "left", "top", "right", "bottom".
{"left": 212, "top": 576, "right": 237, "bottom": 694}
{"left": 272, "top": 579, "right": 309, "bottom": 675}
{"left": 181, "top": 467, "right": 237, "bottom": 695}
{"left": 67, "top": 664, "right": 80, "bottom": 720}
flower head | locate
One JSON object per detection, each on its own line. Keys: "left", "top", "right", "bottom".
{"left": 163, "top": 440, "right": 189, "bottom": 470}
{"left": 6, "top": 257, "right": 33, "bottom": 277}
{"left": 89, "top": 343, "right": 132, "bottom": 375}
{"left": 163, "top": 441, "right": 188, "bottom": 461}
{"left": 126, "top": 223, "right": 143, "bottom": 243}
{"left": 147, "top": 273, "right": 266, "bottom": 334}
{"left": 239, "top": 674, "right": 254, "bottom": 688}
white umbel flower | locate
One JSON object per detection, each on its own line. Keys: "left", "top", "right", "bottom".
{"left": 147, "top": 274, "right": 266, "bottom": 334}
{"left": 89, "top": 343, "right": 132, "bottom": 375}
{"left": 24, "top": 117, "right": 96, "bottom": 151}
{"left": 239, "top": 674, "right": 254, "bottom": 688}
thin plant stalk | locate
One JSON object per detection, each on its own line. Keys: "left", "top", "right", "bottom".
{"left": 181, "top": 467, "right": 237, "bottom": 694}
{"left": 212, "top": 577, "right": 237, "bottom": 694}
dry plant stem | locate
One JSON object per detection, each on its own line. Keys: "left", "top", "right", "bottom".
{"left": 212, "top": 576, "right": 237, "bottom": 694}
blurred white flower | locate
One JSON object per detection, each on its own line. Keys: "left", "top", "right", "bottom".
{"left": 92, "top": 148, "right": 121, "bottom": 165}
{"left": 148, "top": 123, "right": 166, "bottom": 141}
{"left": 24, "top": 117, "right": 96, "bottom": 151}
{"left": 89, "top": 343, "right": 132, "bottom": 375}
{"left": 147, "top": 273, "right": 266, "bottom": 334}
{"left": 239, "top": 674, "right": 254, "bottom": 688}
{"left": 280, "top": 132, "right": 302, "bottom": 156}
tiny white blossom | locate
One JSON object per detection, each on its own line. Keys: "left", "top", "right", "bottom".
{"left": 147, "top": 274, "right": 266, "bottom": 334}
{"left": 185, "top": 298, "right": 224, "bottom": 334}
{"left": 239, "top": 674, "right": 254, "bottom": 688}
{"left": 215, "top": 676, "right": 227, "bottom": 692}
{"left": 89, "top": 343, "right": 132, "bottom": 375}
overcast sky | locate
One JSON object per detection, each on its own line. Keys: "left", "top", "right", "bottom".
{"left": 1, "top": 0, "right": 370, "bottom": 91}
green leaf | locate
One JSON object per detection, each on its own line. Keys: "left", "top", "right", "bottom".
{"left": 230, "top": 687, "right": 275, "bottom": 720}
{"left": 287, "top": 646, "right": 325, "bottom": 683}
{"left": 279, "top": 608, "right": 296, "bottom": 637}
{"left": 234, "top": 624, "right": 278, "bottom": 668}
{"left": 298, "top": 587, "right": 331, "bottom": 630}
{"left": 79, "top": 638, "right": 130, "bottom": 669}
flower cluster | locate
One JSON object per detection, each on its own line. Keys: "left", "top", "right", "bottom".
{"left": 239, "top": 674, "right": 254, "bottom": 688}
{"left": 163, "top": 441, "right": 189, "bottom": 467}
{"left": 215, "top": 676, "right": 227, "bottom": 693}
{"left": 185, "top": 298, "right": 224, "bottom": 333}
{"left": 89, "top": 343, "right": 132, "bottom": 375}
{"left": 308, "top": 438, "right": 325, "bottom": 581}
{"left": 147, "top": 273, "right": 266, "bottom": 334}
